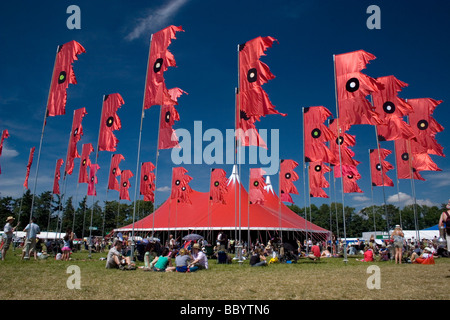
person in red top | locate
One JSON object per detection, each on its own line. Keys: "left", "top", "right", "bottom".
{"left": 357, "top": 246, "right": 374, "bottom": 262}
{"left": 308, "top": 243, "right": 321, "bottom": 261}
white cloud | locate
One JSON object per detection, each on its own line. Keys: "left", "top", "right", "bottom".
{"left": 422, "top": 171, "right": 450, "bottom": 188}
{"left": 387, "top": 192, "right": 439, "bottom": 207}
{"left": 353, "top": 195, "right": 370, "bottom": 202}
{"left": 2, "top": 146, "right": 19, "bottom": 158}
{"left": 125, "top": 0, "right": 189, "bottom": 41}
{"left": 156, "top": 186, "right": 170, "bottom": 192}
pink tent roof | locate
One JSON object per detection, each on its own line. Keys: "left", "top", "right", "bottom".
{"left": 117, "top": 176, "right": 329, "bottom": 234}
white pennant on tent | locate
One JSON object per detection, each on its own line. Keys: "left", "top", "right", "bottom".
{"left": 227, "top": 164, "right": 240, "bottom": 185}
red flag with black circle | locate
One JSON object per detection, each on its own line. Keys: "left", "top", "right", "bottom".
{"left": 0, "top": 129, "right": 9, "bottom": 174}
{"left": 171, "top": 167, "right": 193, "bottom": 204}
{"left": 158, "top": 88, "right": 186, "bottom": 149}
{"left": 408, "top": 98, "right": 444, "bottom": 157}
{"left": 52, "top": 159, "right": 64, "bottom": 195}
{"left": 144, "top": 25, "right": 184, "bottom": 109}
{"left": 140, "top": 162, "right": 156, "bottom": 202}
{"left": 249, "top": 168, "right": 266, "bottom": 205}
{"left": 328, "top": 119, "right": 360, "bottom": 167}
{"left": 335, "top": 50, "right": 382, "bottom": 126}
{"left": 47, "top": 40, "right": 85, "bottom": 117}
{"left": 87, "top": 164, "right": 100, "bottom": 196}
{"left": 280, "top": 159, "right": 299, "bottom": 203}
{"left": 369, "top": 148, "right": 394, "bottom": 187}
{"left": 65, "top": 107, "right": 87, "bottom": 175}
{"left": 98, "top": 93, "right": 124, "bottom": 152}
{"left": 372, "top": 76, "right": 415, "bottom": 142}
{"left": 303, "top": 106, "right": 338, "bottom": 164}
{"left": 78, "top": 143, "right": 94, "bottom": 184}
{"left": 238, "top": 36, "right": 286, "bottom": 119}
{"left": 108, "top": 154, "right": 125, "bottom": 191}
{"left": 210, "top": 168, "right": 228, "bottom": 204}
{"left": 309, "top": 161, "right": 331, "bottom": 198}
{"left": 119, "top": 170, "right": 133, "bottom": 201}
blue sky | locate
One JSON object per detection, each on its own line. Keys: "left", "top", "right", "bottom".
{"left": 0, "top": 0, "right": 449, "bottom": 212}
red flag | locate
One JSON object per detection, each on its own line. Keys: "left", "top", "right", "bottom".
{"left": 119, "top": 170, "right": 133, "bottom": 201}
{"left": 372, "top": 76, "right": 416, "bottom": 142}
{"left": 65, "top": 107, "right": 87, "bottom": 175}
{"left": 140, "top": 162, "right": 156, "bottom": 202}
{"left": 0, "top": 129, "right": 9, "bottom": 174}
{"left": 78, "top": 143, "right": 94, "bottom": 183}
{"left": 210, "top": 168, "right": 228, "bottom": 204}
{"left": 249, "top": 168, "right": 266, "bottom": 205}
{"left": 394, "top": 139, "right": 441, "bottom": 181}
{"left": 171, "top": 167, "right": 193, "bottom": 204}
{"left": 309, "top": 162, "right": 331, "bottom": 198}
{"left": 328, "top": 119, "right": 360, "bottom": 167}
{"left": 369, "top": 148, "right": 394, "bottom": 187}
{"left": 239, "top": 36, "right": 286, "bottom": 119}
{"left": 108, "top": 154, "right": 125, "bottom": 191}
{"left": 235, "top": 90, "right": 267, "bottom": 148}
{"left": 52, "top": 159, "right": 64, "bottom": 195}
{"left": 335, "top": 50, "right": 382, "bottom": 126}
{"left": 158, "top": 88, "right": 186, "bottom": 149}
{"left": 47, "top": 41, "right": 85, "bottom": 117}
{"left": 280, "top": 159, "right": 299, "bottom": 203}
{"left": 144, "top": 25, "right": 184, "bottom": 109}
{"left": 408, "top": 98, "right": 444, "bottom": 157}
{"left": 334, "top": 165, "right": 363, "bottom": 193}
{"left": 98, "top": 93, "right": 124, "bottom": 152}
{"left": 303, "top": 106, "right": 338, "bottom": 164}
{"left": 87, "top": 164, "right": 100, "bottom": 196}
{"left": 23, "top": 147, "right": 35, "bottom": 189}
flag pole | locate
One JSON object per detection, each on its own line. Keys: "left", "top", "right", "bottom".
{"left": 247, "top": 168, "right": 251, "bottom": 253}
{"left": 333, "top": 54, "right": 348, "bottom": 264}
{"left": 393, "top": 142, "right": 403, "bottom": 229}
{"left": 102, "top": 153, "right": 113, "bottom": 239}
{"left": 368, "top": 149, "right": 378, "bottom": 234}
{"left": 88, "top": 95, "right": 105, "bottom": 259}
{"left": 278, "top": 160, "right": 282, "bottom": 242}
{"left": 208, "top": 168, "right": 212, "bottom": 243}
{"left": 237, "top": 44, "right": 243, "bottom": 263}
{"left": 152, "top": 105, "right": 162, "bottom": 238}
{"left": 131, "top": 33, "right": 153, "bottom": 259}
{"left": 301, "top": 107, "right": 309, "bottom": 255}
{"left": 30, "top": 45, "right": 59, "bottom": 222}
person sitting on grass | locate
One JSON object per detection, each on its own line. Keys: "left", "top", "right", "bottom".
{"left": 250, "top": 248, "right": 267, "bottom": 267}
{"left": 308, "top": 243, "right": 321, "bottom": 261}
{"left": 174, "top": 248, "right": 191, "bottom": 273}
{"left": 411, "top": 247, "right": 435, "bottom": 264}
{"left": 106, "top": 239, "right": 135, "bottom": 270}
{"left": 149, "top": 248, "right": 174, "bottom": 272}
{"left": 357, "top": 246, "right": 374, "bottom": 262}
{"left": 188, "top": 243, "right": 208, "bottom": 271}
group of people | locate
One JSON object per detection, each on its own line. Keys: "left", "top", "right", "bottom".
{"left": 105, "top": 235, "right": 209, "bottom": 272}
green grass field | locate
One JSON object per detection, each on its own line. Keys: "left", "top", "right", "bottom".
{"left": 1, "top": 249, "right": 449, "bottom": 300}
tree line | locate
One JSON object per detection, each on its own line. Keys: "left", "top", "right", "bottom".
{"left": 0, "top": 190, "right": 445, "bottom": 239}
{"left": 0, "top": 190, "right": 153, "bottom": 239}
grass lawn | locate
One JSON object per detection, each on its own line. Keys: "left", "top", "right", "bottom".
{"left": 1, "top": 249, "right": 449, "bottom": 300}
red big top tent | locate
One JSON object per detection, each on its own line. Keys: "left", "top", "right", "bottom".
{"left": 116, "top": 167, "right": 329, "bottom": 236}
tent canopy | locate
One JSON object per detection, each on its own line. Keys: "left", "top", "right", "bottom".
{"left": 116, "top": 170, "right": 329, "bottom": 235}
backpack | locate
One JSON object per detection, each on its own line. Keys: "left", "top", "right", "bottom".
{"left": 445, "top": 212, "right": 450, "bottom": 234}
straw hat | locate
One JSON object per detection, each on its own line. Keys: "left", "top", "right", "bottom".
{"left": 192, "top": 243, "right": 201, "bottom": 250}
{"left": 6, "top": 216, "right": 15, "bottom": 222}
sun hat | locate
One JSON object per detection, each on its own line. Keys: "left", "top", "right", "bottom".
{"left": 192, "top": 243, "right": 200, "bottom": 250}
{"left": 6, "top": 216, "right": 15, "bottom": 222}
{"left": 446, "top": 200, "right": 450, "bottom": 209}
{"left": 424, "top": 247, "right": 431, "bottom": 252}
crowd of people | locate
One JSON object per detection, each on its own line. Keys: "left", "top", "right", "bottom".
{"left": 2, "top": 206, "right": 449, "bottom": 270}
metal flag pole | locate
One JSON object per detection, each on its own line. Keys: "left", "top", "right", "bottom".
{"left": 103, "top": 153, "right": 113, "bottom": 239}
{"left": 88, "top": 95, "right": 105, "bottom": 259}
{"left": 236, "top": 44, "right": 243, "bottom": 264}
{"left": 247, "top": 168, "right": 251, "bottom": 252}
{"left": 30, "top": 45, "right": 59, "bottom": 222}
{"left": 368, "top": 149, "right": 378, "bottom": 234}
{"left": 393, "top": 142, "right": 403, "bottom": 228}
{"left": 301, "top": 107, "right": 309, "bottom": 255}
{"left": 131, "top": 33, "right": 153, "bottom": 260}
{"left": 278, "top": 160, "right": 282, "bottom": 242}
{"left": 152, "top": 105, "right": 163, "bottom": 238}
{"left": 333, "top": 54, "right": 348, "bottom": 264}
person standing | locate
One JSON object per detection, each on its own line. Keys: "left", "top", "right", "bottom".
{"left": 391, "top": 225, "right": 405, "bottom": 264}
{"left": 2, "top": 216, "right": 18, "bottom": 261}
{"left": 438, "top": 200, "right": 450, "bottom": 253}
{"left": 21, "top": 217, "right": 40, "bottom": 260}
